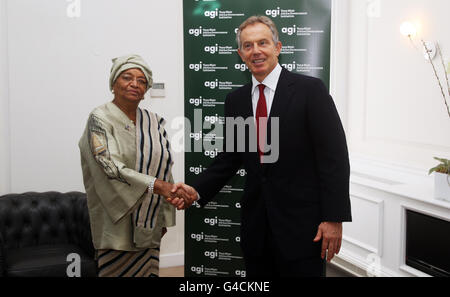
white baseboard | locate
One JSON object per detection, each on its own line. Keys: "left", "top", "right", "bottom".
{"left": 335, "top": 250, "right": 399, "bottom": 277}
{"left": 160, "top": 252, "right": 184, "bottom": 268}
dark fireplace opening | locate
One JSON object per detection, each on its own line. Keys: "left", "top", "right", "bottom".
{"left": 405, "top": 209, "right": 450, "bottom": 277}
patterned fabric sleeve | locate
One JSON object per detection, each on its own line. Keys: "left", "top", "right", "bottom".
{"left": 88, "top": 114, "right": 131, "bottom": 185}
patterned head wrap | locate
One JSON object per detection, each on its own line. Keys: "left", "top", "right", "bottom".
{"left": 109, "top": 54, "right": 153, "bottom": 92}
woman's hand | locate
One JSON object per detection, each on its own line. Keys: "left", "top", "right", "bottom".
{"left": 153, "top": 180, "right": 198, "bottom": 210}
{"left": 167, "top": 183, "right": 198, "bottom": 210}
{"left": 153, "top": 179, "right": 176, "bottom": 198}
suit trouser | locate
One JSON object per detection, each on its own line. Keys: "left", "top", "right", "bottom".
{"left": 243, "top": 223, "right": 326, "bottom": 277}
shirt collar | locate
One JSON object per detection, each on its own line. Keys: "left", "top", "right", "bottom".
{"left": 252, "top": 63, "right": 282, "bottom": 94}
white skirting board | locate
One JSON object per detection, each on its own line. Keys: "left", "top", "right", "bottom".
{"left": 333, "top": 250, "right": 398, "bottom": 277}
{"left": 160, "top": 252, "right": 184, "bottom": 268}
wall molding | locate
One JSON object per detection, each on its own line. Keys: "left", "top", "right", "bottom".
{"left": 344, "top": 193, "right": 384, "bottom": 256}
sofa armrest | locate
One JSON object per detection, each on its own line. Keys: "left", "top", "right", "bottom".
{"left": 0, "top": 232, "right": 5, "bottom": 277}
{"left": 69, "top": 192, "right": 95, "bottom": 258}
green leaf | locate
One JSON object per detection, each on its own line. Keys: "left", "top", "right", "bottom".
{"left": 433, "top": 157, "right": 450, "bottom": 165}
{"left": 430, "top": 157, "right": 450, "bottom": 174}
{"left": 429, "top": 165, "right": 441, "bottom": 175}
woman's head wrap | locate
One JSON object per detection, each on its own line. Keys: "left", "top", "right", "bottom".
{"left": 109, "top": 54, "right": 153, "bottom": 92}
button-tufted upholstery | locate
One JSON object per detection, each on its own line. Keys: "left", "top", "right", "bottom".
{"left": 0, "top": 192, "right": 97, "bottom": 277}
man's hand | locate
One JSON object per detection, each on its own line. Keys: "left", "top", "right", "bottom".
{"left": 167, "top": 183, "right": 198, "bottom": 210}
{"left": 313, "top": 222, "right": 343, "bottom": 262}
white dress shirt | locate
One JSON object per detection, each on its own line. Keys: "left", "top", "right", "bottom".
{"left": 251, "top": 63, "right": 282, "bottom": 118}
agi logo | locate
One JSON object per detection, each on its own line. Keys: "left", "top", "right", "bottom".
{"left": 204, "top": 114, "right": 223, "bottom": 124}
{"left": 204, "top": 79, "right": 219, "bottom": 89}
{"left": 204, "top": 9, "right": 219, "bottom": 19}
{"left": 281, "top": 61, "right": 297, "bottom": 72}
{"left": 204, "top": 250, "right": 218, "bottom": 259}
{"left": 265, "top": 7, "right": 281, "bottom": 18}
{"left": 204, "top": 44, "right": 234, "bottom": 55}
{"left": 281, "top": 25, "right": 298, "bottom": 36}
{"left": 191, "top": 265, "right": 204, "bottom": 275}
{"left": 204, "top": 44, "right": 219, "bottom": 54}
{"left": 204, "top": 216, "right": 218, "bottom": 226}
{"left": 204, "top": 149, "right": 219, "bottom": 158}
{"left": 265, "top": 7, "right": 306, "bottom": 18}
{"left": 189, "top": 62, "right": 203, "bottom": 72}
{"left": 189, "top": 165, "right": 204, "bottom": 175}
{"left": 189, "top": 132, "right": 202, "bottom": 141}
{"left": 189, "top": 96, "right": 202, "bottom": 107}
{"left": 188, "top": 26, "right": 202, "bottom": 37}
{"left": 234, "top": 64, "right": 248, "bottom": 72}
{"left": 191, "top": 232, "right": 204, "bottom": 242}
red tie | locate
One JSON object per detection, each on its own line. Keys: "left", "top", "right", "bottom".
{"left": 256, "top": 84, "right": 268, "bottom": 162}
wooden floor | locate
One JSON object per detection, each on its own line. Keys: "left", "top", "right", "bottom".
{"left": 160, "top": 266, "right": 184, "bottom": 277}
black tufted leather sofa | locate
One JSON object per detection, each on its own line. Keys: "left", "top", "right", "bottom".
{"left": 0, "top": 192, "right": 97, "bottom": 277}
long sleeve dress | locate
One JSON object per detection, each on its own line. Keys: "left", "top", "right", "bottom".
{"left": 79, "top": 102, "right": 175, "bottom": 277}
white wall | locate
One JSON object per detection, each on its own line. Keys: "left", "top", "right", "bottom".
{"left": 0, "top": 0, "right": 11, "bottom": 195}
{"left": 3, "top": 0, "right": 185, "bottom": 263}
{"left": 330, "top": 0, "right": 350, "bottom": 130}
{"left": 346, "top": 0, "right": 450, "bottom": 170}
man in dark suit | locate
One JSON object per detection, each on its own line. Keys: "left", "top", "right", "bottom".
{"left": 170, "top": 15, "right": 351, "bottom": 277}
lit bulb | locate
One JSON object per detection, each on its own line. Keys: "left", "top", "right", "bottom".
{"left": 400, "top": 22, "right": 417, "bottom": 38}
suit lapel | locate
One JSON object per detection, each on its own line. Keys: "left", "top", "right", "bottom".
{"left": 241, "top": 83, "right": 253, "bottom": 119}
{"left": 268, "top": 68, "right": 296, "bottom": 125}
{"left": 239, "top": 84, "right": 260, "bottom": 166}
{"left": 262, "top": 68, "right": 296, "bottom": 169}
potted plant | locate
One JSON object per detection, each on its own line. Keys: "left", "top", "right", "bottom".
{"left": 429, "top": 157, "right": 450, "bottom": 202}
{"left": 421, "top": 44, "right": 450, "bottom": 202}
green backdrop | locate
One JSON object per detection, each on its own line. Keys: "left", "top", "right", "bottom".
{"left": 183, "top": 0, "right": 332, "bottom": 277}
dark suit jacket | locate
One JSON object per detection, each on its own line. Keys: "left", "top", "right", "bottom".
{"left": 192, "top": 68, "right": 351, "bottom": 260}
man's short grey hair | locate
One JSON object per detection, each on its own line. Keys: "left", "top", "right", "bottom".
{"left": 236, "top": 15, "right": 280, "bottom": 50}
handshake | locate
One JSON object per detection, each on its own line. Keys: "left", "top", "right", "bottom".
{"left": 155, "top": 180, "right": 198, "bottom": 210}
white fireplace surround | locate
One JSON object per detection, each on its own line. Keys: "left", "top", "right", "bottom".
{"left": 333, "top": 155, "right": 450, "bottom": 277}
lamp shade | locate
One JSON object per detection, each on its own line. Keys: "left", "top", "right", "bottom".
{"left": 400, "top": 22, "right": 417, "bottom": 37}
